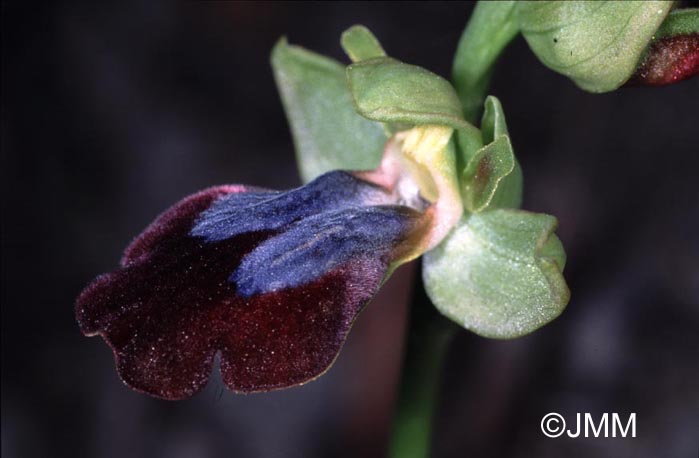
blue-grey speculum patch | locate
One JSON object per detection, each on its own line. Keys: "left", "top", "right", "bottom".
{"left": 189, "top": 170, "right": 427, "bottom": 296}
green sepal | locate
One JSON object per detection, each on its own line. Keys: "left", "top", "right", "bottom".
{"left": 347, "top": 56, "right": 479, "bottom": 135}
{"left": 341, "top": 25, "right": 386, "bottom": 62}
{"left": 654, "top": 8, "right": 699, "bottom": 38}
{"left": 423, "top": 209, "right": 569, "bottom": 339}
{"left": 271, "top": 38, "right": 386, "bottom": 183}
{"left": 516, "top": 1, "right": 673, "bottom": 92}
{"left": 461, "top": 96, "right": 522, "bottom": 211}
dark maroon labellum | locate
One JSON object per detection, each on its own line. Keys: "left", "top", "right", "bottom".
{"left": 75, "top": 172, "right": 426, "bottom": 399}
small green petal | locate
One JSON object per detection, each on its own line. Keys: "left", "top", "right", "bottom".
{"left": 462, "top": 136, "right": 515, "bottom": 212}
{"left": 517, "top": 1, "right": 673, "bottom": 92}
{"left": 461, "top": 96, "right": 522, "bottom": 211}
{"left": 271, "top": 38, "right": 386, "bottom": 183}
{"left": 423, "top": 209, "right": 570, "bottom": 339}
{"left": 341, "top": 25, "right": 386, "bottom": 62}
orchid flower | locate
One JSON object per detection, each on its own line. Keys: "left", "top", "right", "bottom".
{"left": 75, "top": 26, "right": 571, "bottom": 400}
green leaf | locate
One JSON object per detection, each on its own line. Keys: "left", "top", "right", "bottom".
{"left": 516, "top": 1, "right": 673, "bottom": 92}
{"left": 271, "top": 38, "right": 386, "bottom": 183}
{"left": 341, "top": 25, "right": 386, "bottom": 62}
{"left": 347, "top": 57, "right": 480, "bottom": 137}
{"left": 452, "top": 0, "right": 520, "bottom": 123}
{"left": 423, "top": 209, "right": 569, "bottom": 339}
{"left": 460, "top": 96, "right": 522, "bottom": 211}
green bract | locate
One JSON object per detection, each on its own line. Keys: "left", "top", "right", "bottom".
{"left": 516, "top": 1, "right": 673, "bottom": 92}
{"left": 423, "top": 209, "right": 569, "bottom": 339}
{"left": 271, "top": 39, "right": 386, "bottom": 183}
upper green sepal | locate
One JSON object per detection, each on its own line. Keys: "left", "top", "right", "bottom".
{"left": 271, "top": 38, "right": 386, "bottom": 183}
{"left": 461, "top": 96, "right": 522, "bottom": 212}
{"left": 423, "top": 209, "right": 569, "bottom": 339}
{"left": 341, "top": 25, "right": 387, "bottom": 62}
{"left": 516, "top": 1, "right": 673, "bottom": 92}
{"left": 347, "top": 56, "right": 477, "bottom": 132}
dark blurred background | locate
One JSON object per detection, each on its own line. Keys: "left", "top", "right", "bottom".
{"left": 2, "top": 2, "right": 698, "bottom": 457}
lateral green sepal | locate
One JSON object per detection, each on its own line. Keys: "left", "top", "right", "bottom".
{"left": 271, "top": 38, "right": 386, "bottom": 182}
{"left": 423, "top": 209, "right": 570, "bottom": 339}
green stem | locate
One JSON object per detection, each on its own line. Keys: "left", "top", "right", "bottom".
{"left": 389, "top": 267, "right": 457, "bottom": 458}
{"left": 452, "top": 1, "right": 520, "bottom": 123}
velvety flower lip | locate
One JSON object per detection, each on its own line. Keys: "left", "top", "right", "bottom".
{"left": 76, "top": 170, "right": 431, "bottom": 399}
